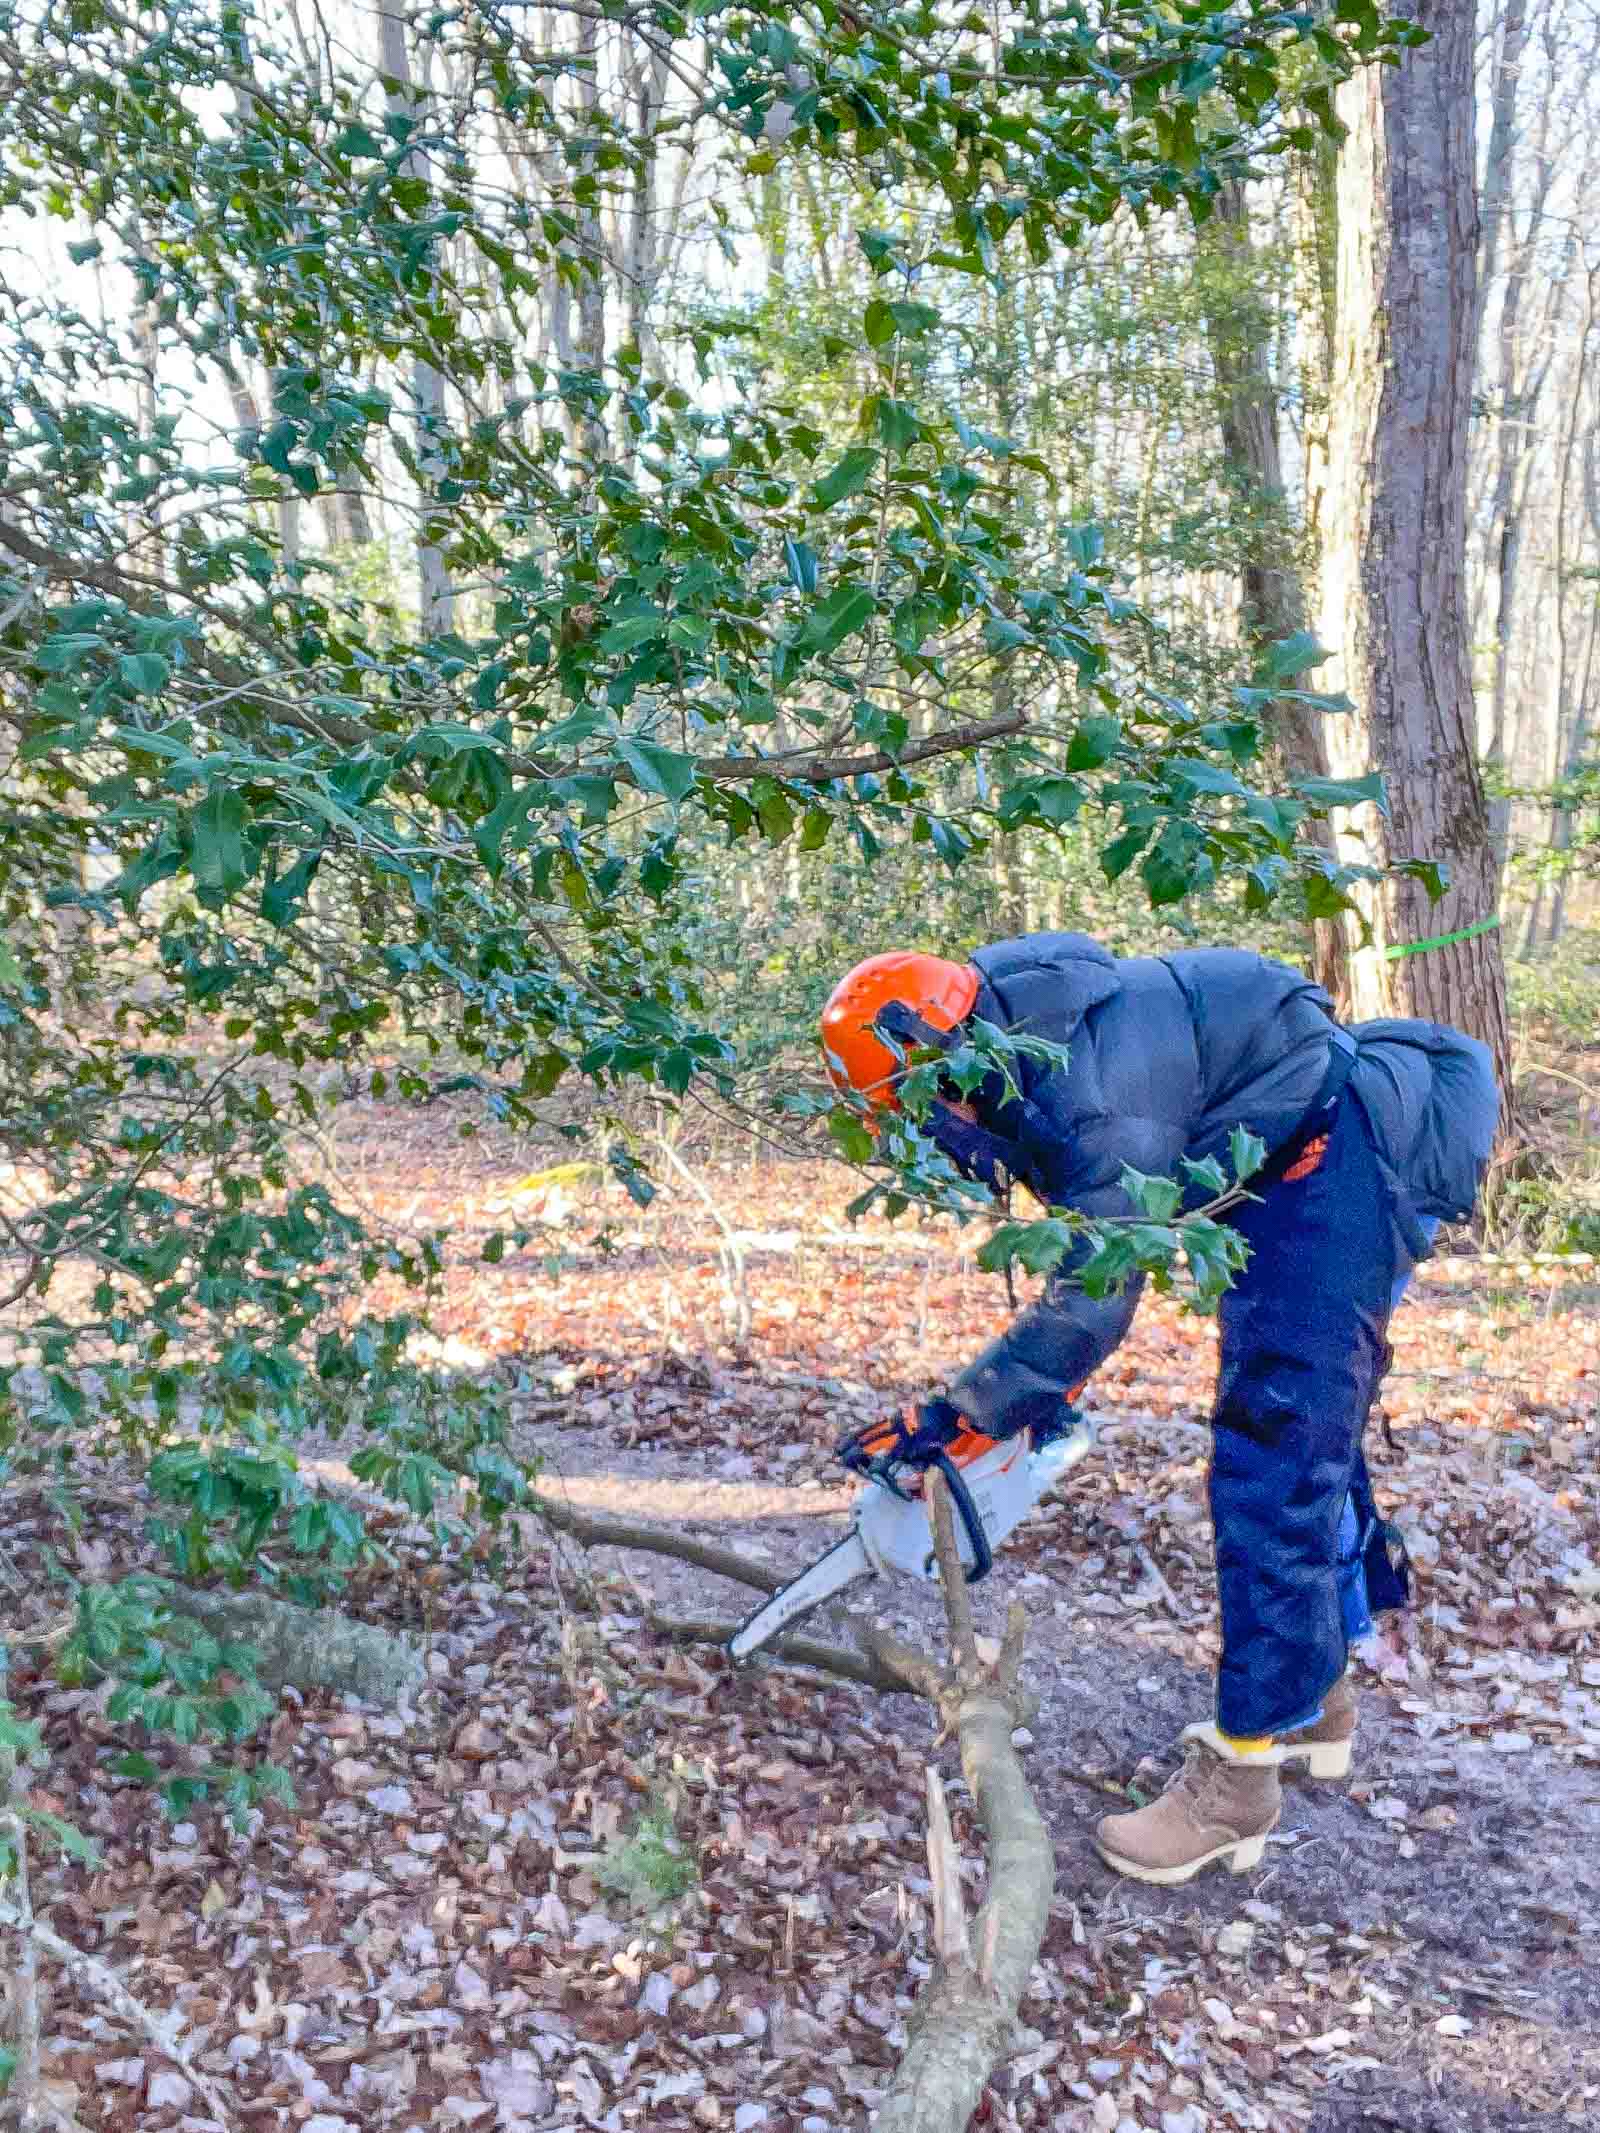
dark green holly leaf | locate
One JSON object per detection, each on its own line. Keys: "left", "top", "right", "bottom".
{"left": 875, "top": 397, "right": 921, "bottom": 452}
{"left": 863, "top": 297, "right": 897, "bottom": 347}
{"left": 1396, "top": 857, "right": 1450, "bottom": 902}
{"left": 1168, "top": 757, "right": 1244, "bottom": 798}
{"left": 783, "top": 537, "right": 819, "bottom": 594}
{"left": 598, "top": 609, "right": 665, "bottom": 654}
{"left": 260, "top": 849, "right": 322, "bottom": 929}
{"left": 1229, "top": 1126, "right": 1267, "bottom": 1183}
{"left": 187, "top": 788, "right": 254, "bottom": 905}
{"left": 812, "top": 447, "right": 879, "bottom": 506}
{"left": 796, "top": 583, "right": 877, "bottom": 659}
{"left": 1100, "top": 825, "right": 1149, "bottom": 881}
{"left": 1260, "top": 630, "right": 1330, "bottom": 683}
{"left": 1121, "top": 1166, "right": 1182, "bottom": 1220}
{"left": 1301, "top": 871, "right": 1359, "bottom": 921}
{"left": 117, "top": 653, "right": 171, "bottom": 695}
{"left": 616, "top": 738, "right": 697, "bottom": 803}
{"left": 1294, "top": 771, "right": 1388, "bottom": 815}
{"left": 1181, "top": 1154, "right": 1229, "bottom": 1196}
{"left": 977, "top": 1218, "right": 1075, "bottom": 1279}
{"left": 1067, "top": 715, "right": 1121, "bottom": 770}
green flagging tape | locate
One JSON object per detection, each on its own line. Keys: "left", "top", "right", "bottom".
{"left": 1382, "top": 914, "right": 1501, "bottom": 961}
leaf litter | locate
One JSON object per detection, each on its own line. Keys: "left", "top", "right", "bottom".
{"left": 3, "top": 1098, "right": 1598, "bottom": 2130}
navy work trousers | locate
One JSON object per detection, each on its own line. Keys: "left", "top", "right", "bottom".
{"left": 1210, "top": 1088, "right": 1417, "bottom": 1739}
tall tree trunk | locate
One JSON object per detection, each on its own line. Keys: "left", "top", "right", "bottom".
{"left": 1526, "top": 260, "right": 1600, "bottom": 951}
{"left": 571, "top": 8, "right": 608, "bottom": 465}
{"left": 1314, "top": 0, "right": 1513, "bottom": 1105}
{"left": 377, "top": 1, "right": 453, "bottom": 635}
{"left": 985, "top": 283, "right": 1028, "bottom": 939}
{"left": 1478, "top": 0, "right": 1536, "bottom": 869}
{"left": 1196, "top": 179, "right": 1349, "bottom": 1005}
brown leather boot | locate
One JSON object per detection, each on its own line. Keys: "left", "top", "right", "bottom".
{"left": 1277, "top": 1673, "right": 1356, "bottom": 1780}
{"left": 1094, "top": 1739, "right": 1280, "bottom": 1886}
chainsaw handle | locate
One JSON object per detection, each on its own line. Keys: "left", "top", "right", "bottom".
{"left": 925, "top": 1450, "right": 994, "bottom": 1580}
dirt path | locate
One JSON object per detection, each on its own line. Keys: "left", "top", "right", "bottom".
{"left": 522, "top": 1419, "right": 1600, "bottom": 2132}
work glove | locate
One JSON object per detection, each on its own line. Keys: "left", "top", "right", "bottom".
{"left": 835, "top": 1397, "right": 990, "bottom": 1492}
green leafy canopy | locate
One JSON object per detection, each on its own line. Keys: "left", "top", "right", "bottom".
{"left": 0, "top": 0, "right": 1407, "bottom": 1791}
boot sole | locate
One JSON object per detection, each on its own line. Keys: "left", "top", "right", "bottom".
{"left": 1181, "top": 1722, "right": 1355, "bottom": 1781}
{"left": 1278, "top": 1737, "right": 1353, "bottom": 1780}
{"left": 1093, "top": 1830, "right": 1270, "bottom": 1886}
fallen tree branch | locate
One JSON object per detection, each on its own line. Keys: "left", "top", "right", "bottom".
{"left": 522, "top": 1493, "right": 786, "bottom": 1594}
{"left": 859, "top": 1475, "right": 1056, "bottom": 2133}
{"left": 173, "top": 1589, "right": 423, "bottom": 1707}
{"left": 924, "top": 1763, "right": 970, "bottom": 1969}
{"left": 525, "top": 1492, "right": 1127, "bottom": 1800}
{"left": 640, "top": 1608, "right": 906, "bottom": 1693}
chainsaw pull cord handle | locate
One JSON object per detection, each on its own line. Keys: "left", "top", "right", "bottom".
{"left": 925, "top": 1449, "right": 994, "bottom": 1582}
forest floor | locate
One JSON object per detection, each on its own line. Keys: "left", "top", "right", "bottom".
{"left": 5, "top": 1097, "right": 1600, "bottom": 2133}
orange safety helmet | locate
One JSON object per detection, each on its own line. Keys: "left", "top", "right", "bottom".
{"left": 820, "top": 951, "right": 979, "bottom": 1108}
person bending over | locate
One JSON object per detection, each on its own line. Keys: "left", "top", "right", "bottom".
{"left": 820, "top": 932, "right": 1498, "bottom": 1886}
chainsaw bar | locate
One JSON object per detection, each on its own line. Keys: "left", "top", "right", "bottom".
{"left": 727, "top": 1530, "right": 874, "bottom": 1663}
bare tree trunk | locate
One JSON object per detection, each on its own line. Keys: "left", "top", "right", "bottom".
{"left": 130, "top": 280, "right": 167, "bottom": 575}
{"left": 1315, "top": 0, "right": 1513, "bottom": 1103}
{"left": 1479, "top": 0, "right": 1537, "bottom": 867}
{"left": 572, "top": 8, "right": 608, "bottom": 465}
{"left": 1527, "top": 259, "right": 1600, "bottom": 951}
{"left": 1198, "top": 178, "right": 1349, "bottom": 1004}
{"left": 377, "top": 1, "right": 453, "bottom": 634}
{"left": 986, "top": 284, "right": 1029, "bottom": 940}
{"left": 318, "top": 476, "right": 374, "bottom": 550}
{"left": 230, "top": 42, "right": 306, "bottom": 577}
{"left": 618, "top": 34, "right": 671, "bottom": 356}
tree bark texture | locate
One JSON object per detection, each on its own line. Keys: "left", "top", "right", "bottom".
{"left": 176, "top": 1587, "right": 424, "bottom": 1706}
{"left": 861, "top": 1673, "right": 1052, "bottom": 2133}
{"left": 1478, "top": 0, "right": 1534, "bottom": 869}
{"left": 1317, "top": 0, "right": 1513, "bottom": 1097}
{"left": 1197, "top": 180, "right": 1349, "bottom": 1005}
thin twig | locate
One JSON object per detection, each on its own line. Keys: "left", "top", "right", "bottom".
{"left": 654, "top": 1132, "right": 751, "bottom": 1342}
{"left": 1133, "top": 1542, "right": 1185, "bottom": 1618}
{"left": 0, "top": 1896, "right": 235, "bottom": 2127}
{"left": 0, "top": 1650, "right": 43, "bottom": 2131}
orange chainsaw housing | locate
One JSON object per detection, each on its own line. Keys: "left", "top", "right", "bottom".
{"left": 819, "top": 952, "right": 979, "bottom": 1109}
{"left": 850, "top": 1410, "right": 999, "bottom": 1477}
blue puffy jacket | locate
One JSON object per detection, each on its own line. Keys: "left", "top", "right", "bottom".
{"left": 945, "top": 932, "right": 1499, "bottom": 1438}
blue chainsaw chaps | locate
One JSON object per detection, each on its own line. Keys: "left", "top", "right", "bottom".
{"left": 1209, "top": 1087, "right": 1428, "bottom": 1739}
{"left": 1333, "top": 1219, "right": 1437, "bottom": 1646}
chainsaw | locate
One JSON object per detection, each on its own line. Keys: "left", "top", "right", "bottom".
{"left": 727, "top": 1401, "right": 1096, "bottom": 1662}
